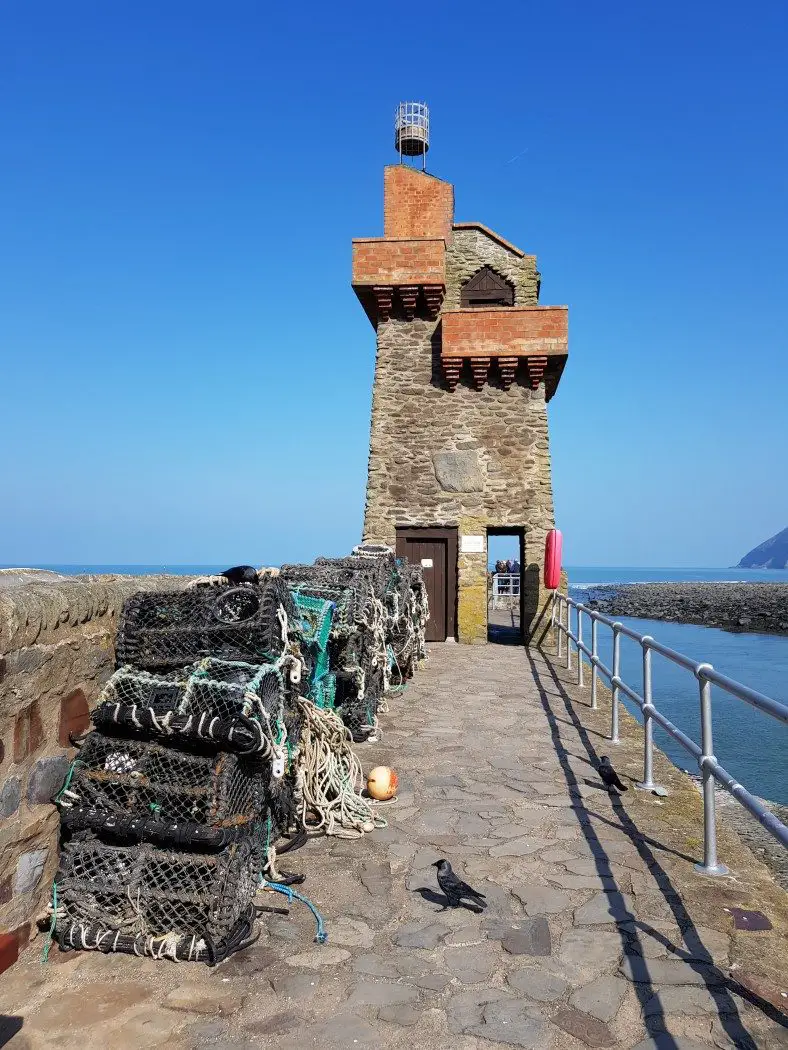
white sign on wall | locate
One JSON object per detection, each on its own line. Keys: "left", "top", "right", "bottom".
{"left": 460, "top": 534, "right": 485, "bottom": 554}
{"left": 421, "top": 558, "right": 433, "bottom": 568}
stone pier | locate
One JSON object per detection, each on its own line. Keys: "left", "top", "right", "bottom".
{"left": 2, "top": 642, "right": 787, "bottom": 1049}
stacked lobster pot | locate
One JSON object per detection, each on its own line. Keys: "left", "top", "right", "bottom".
{"left": 51, "top": 575, "right": 307, "bottom": 965}
{"left": 281, "top": 545, "right": 428, "bottom": 742}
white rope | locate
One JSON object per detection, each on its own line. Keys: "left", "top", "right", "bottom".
{"left": 295, "top": 698, "right": 387, "bottom": 839}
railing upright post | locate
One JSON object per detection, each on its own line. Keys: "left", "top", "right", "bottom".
{"left": 636, "top": 641, "right": 657, "bottom": 790}
{"left": 590, "top": 617, "right": 598, "bottom": 709}
{"left": 565, "top": 602, "right": 572, "bottom": 672}
{"left": 556, "top": 597, "right": 563, "bottom": 658}
{"left": 577, "top": 607, "right": 584, "bottom": 687}
{"left": 610, "top": 623, "right": 621, "bottom": 743}
{"left": 695, "top": 669, "right": 729, "bottom": 876}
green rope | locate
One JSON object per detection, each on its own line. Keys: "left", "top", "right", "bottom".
{"left": 54, "top": 759, "right": 84, "bottom": 804}
{"left": 41, "top": 882, "right": 57, "bottom": 964}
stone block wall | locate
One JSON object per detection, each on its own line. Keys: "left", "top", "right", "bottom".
{"left": 363, "top": 311, "right": 556, "bottom": 644}
{"left": 0, "top": 570, "right": 186, "bottom": 967}
{"left": 444, "top": 225, "right": 539, "bottom": 308}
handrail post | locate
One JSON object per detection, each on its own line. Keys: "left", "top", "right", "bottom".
{"left": 611, "top": 623, "right": 621, "bottom": 743}
{"left": 577, "top": 607, "right": 584, "bottom": 687}
{"left": 695, "top": 670, "right": 730, "bottom": 876}
{"left": 565, "top": 601, "right": 572, "bottom": 672}
{"left": 590, "top": 617, "right": 598, "bottom": 709}
{"left": 556, "top": 596, "right": 563, "bottom": 659}
{"left": 635, "top": 641, "right": 661, "bottom": 791}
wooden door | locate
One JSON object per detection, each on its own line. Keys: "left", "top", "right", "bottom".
{"left": 396, "top": 528, "right": 457, "bottom": 641}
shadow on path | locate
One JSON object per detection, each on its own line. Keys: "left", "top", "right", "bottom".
{"left": 527, "top": 648, "right": 787, "bottom": 1049}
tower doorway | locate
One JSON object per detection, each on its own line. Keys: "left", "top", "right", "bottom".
{"left": 396, "top": 527, "right": 458, "bottom": 642}
{"left": 487, "top": 527, "right": 524, "bottom": 644}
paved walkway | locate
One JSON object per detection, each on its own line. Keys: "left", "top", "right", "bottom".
{"left": 2, "top": 644, "right": 787, "bottom": 1050}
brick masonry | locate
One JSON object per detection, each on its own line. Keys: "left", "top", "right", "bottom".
{"left": 383, "top": 165, "right": 454, "bottom": 241}
{"left": 360, "top": 172, "right": 565, "bottom": 644}
{"left": 0, "top": 569, "right": 187, "bottom": 948}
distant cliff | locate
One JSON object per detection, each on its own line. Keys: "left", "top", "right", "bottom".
{"left": 738, "top": 526, "right": 788, "bottom": 570}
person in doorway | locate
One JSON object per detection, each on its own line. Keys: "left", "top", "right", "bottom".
{"left": 495, "top": 560, "right": 506, "bottom": 575}
{"left": 505, "top": 559, "right": 513, "bottom": 572}
{"left": 511, "top": 558, "right": 520, "bottom": 573}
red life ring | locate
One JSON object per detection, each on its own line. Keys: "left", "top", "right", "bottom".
{"left": 544, "top": 529, "right": 562, "bottom": 590}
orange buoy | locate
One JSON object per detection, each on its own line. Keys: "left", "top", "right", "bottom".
{"left": 544, "top": 529, "right": 563, "bottom": 590}
{"left": 367, "top": 766, "right": 398, "bottom": 801}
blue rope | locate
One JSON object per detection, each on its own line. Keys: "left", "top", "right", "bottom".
{"left": 263, "top": 881, "right": 328, "bottom": 944}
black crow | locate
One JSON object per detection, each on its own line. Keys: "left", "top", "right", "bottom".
{"left": 220, "top": 565, "right": 259, "bottom": 586}
{"left": 598, "top": 755, "right": 628, "bottom": 792}
{"left": 432, "top": 859, "right": 487, "bottom": 912}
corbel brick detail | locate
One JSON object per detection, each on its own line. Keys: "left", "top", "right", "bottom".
{"left": 373, "top": 286, "right": 393, "bottom": 323}
{"left": 470, "top": 357, "right": 491, "bottom": 390}
{"left": 398, "top": 286, "right": 418, "bottom": 321}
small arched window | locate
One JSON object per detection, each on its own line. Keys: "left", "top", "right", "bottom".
{"left": 461, "top": 266, "right": 514, "bottom": 307}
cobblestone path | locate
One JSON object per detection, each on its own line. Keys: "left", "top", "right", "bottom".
{"left": 2, "top": 644, "right": 787, "bottom": 1049}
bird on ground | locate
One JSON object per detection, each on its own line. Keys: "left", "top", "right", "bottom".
{"left": 597, "top": 755, "right": 628, "bottom": 792}
{"left": 432, "top": 859, "right": 487, "bottom": 912}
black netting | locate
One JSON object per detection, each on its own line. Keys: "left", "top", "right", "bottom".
{"left": 115, "top": 579, "right": 298, "bottom": 671}
{"left": 92, "top": 658, "right": 295, "bottom": 755}
{"left": 56, "top": 732, "right": 270, "bottom": 849}
{"left": 54, "top": 833, "right": 260, "bottom": 963}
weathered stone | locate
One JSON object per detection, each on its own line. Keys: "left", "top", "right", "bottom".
{"left": 642, "top": 985, "right": 741, "bottom": 1016}
{"left": 352, "top": 954, "right": 399, "bottom": 978}
{"left": 286, "top": 946, "right": 350, "bottom": 969}
{"left": 266, "top": 915, "right": 300, "bottom": 942}
{"left": 628, "top": 1038, "right": 722, "bottom": 1050}
{"left": 345, "top": 981, "right": 419, "bottom": 1008}
{"left": 553, "top": 1007, "right": 616, "bottom": 1047}
{"left": 619, "top": 955, "right": 725, "bottom": 986}
{"left": 468, "top": 999, "right": 553, "bottom": 1048}
{"left": 431, "top": 451, "right": 484, "bottom": 492}
{"left": 569, "top": 974, "right": 628, "bottom": 1022}
{"left": 443, "top": 944, "right": 497, "bottom": 983}
{"left": 327, "top": 917, "right": 374, "bottom": 948}
{"left": 163, "top": 986, "right": 243, "bottom": 1015}
{"left": 26, "top": 755, "right": 69, "bottom": 805}
{"left": 574, "top": 891, "right": 635, "bottom": 924}
{"left": 507, "top": 966, "right": 568, "bottom": 1002}
{"left": 58, "top": 688, "right": 90, "bottom": 745}
{"left": 215, "top": 946, "right": 279, "bottom": 977}
{"left": 555, "top": 928, "right": 623, "bottom": 981}
{"left": 511, "top": 885, "right": 571, "bottom": 915}
{"left": 359, "top": 860, "right": 393, "bottom": 897}
{"left": 416, "top": 972, "right": 453, "bottom": 991}
{"left": 244, "top": 1011, "right": 303, "bottom": 1036}
{"left": 0, "top": 777, "right": 21, "bottom": 820}
{"left": 14, "top": 848, "right": 48, "bottom": 895}
{"left": 489, "top": 837, "right": 553, "bottom": 857}
{"left": 298, "top": 1013, "right": 378, "bottom": 1047}
{"left": 446, "top": 988, "right": 513, "bottom": 1034}
{"left": 498, "top": 917, "right": 552, "bottom": 956}
{"left": 270, "top": 973, "right": 320, "bottom": 999}
{"left": 392, "top": 921, "right": 448, "bottom": 949}
{"left": 378, "top": 1004, "right": 422, "bottom": 1026}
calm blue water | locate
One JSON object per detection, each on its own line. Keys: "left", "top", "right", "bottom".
{"left": 562, "top": 567, "right": 788, "bottom": 805}
{"left": 3, "top": 563, "right": 786, "bottom": 803}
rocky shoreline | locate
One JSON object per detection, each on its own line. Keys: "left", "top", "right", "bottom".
{"left": 585, "top": 581, "right": 788, "bottom": 635}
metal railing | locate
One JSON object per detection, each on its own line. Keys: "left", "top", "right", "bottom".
{"left": 552, "top": 592, "right": 788, "bottom": 875}
{"left": 491, "top": 573, "right": 520, "bottom": 609}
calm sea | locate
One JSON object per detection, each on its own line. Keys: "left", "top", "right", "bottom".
{"left": 4, "top": 563, "right": 786, "bottom": 803}
{"left": 567, "top": 566, "right": 788, "bottom": 805}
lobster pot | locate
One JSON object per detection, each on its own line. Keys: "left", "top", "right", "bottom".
{"left": 115, "top": 578, "right": 298, "bottom": 671}
{"left": 54, "top": 834, "right": 260, "bottom": 964}
{"left": 333, "top": 633, "right": 384, "bottom": 742}
{"left": 92, "top": 658, "right": 295, "bottom": 755}
{"left": 292, "top": 591, "right": 337, "bottom": 709}
{"left": 56, "top": 732, "right": 270, "bottom": 849}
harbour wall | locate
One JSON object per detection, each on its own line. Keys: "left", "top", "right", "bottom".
{"left": 0, "top": 570, "right": 186, "bottom": 967}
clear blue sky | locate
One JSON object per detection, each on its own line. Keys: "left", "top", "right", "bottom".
{"left": 2, "top": 1, "right": 786, "bottom": 567}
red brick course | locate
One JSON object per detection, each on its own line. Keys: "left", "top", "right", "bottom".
{"left": 441, "top": 306, "right": 568, "bottom": 358}
{"left": 352, "top": 238, "right": 445, "bottom": 286}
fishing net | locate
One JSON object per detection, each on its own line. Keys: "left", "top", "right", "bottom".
{"left": 55, "top": 732, "right": 271, "bottom": 850}
{"left": 53, "top": 832, "right": 260, "bottom": 964}
{"left": 115, "top": 578, "right": 299, "bottom": 671}
{"left": 292, "top": 592, "right": 337, "bottom": 709}
{"left": 92, "top": 658, "right": 299, "bottom": 756}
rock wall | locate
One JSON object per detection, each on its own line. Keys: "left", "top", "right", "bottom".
{"left": 0, "top": 570, "right": 186, "bottom": 965}
{"left": 363, "top": 225, "right": 556, "bottom": 644}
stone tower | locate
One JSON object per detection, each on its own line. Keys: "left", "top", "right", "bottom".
{"left": 352, "top": 152, "right": 568, "bottom": 645}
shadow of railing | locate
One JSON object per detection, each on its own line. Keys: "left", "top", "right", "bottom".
{"left": 526, "top": 648, "right": 787, "bottom": 1048}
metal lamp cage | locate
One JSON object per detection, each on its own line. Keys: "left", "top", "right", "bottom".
{"left": 395, "top": 102, "right": 430, "bottom": 166}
